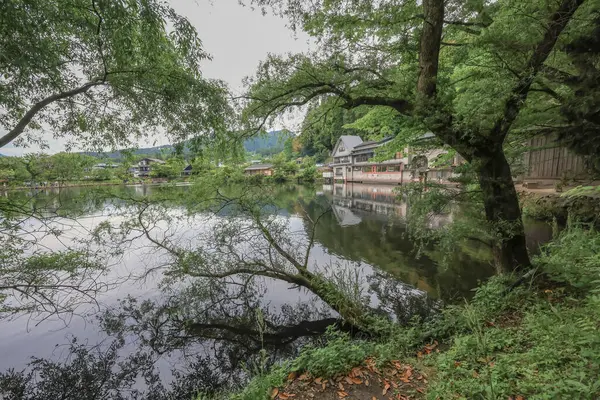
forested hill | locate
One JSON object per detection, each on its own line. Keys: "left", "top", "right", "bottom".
{"left": 78, "top": 131, "right": 292, "bottom": 159}
{"left": 243, "top": 130, "right": 293, "bottom": 155}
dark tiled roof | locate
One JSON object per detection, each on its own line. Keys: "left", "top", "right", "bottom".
{"left": 244, "top": 164, "right": 273, "bottom": 170}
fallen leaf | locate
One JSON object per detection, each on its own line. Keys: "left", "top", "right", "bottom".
{"left": 314, "top": 378, "right": 322, "bottom": 384}
{"left": 416, "top": 351, "right": 423, "bottom": 358}
{"left": 372, "top": 397, "right": 377, "bottom": 400}
{"left": 270, "top": 388, "right": 279, "bottom": 399}
{"left": 416, "top": 387, "right": 425, "bottom": 394}
{"left": 279, "top": 394, "right": 288, "bottom": 400}
{"left": 287, "top": 372, "right": 297, "bottom": 381}
{"left": 345, "top": 377, "right": 354, "bottom": 385}
{"left": 299, "top": 373, "right": 310, "bottom": 381}
{"left": 365, "top": 379, "right": 370, "bottom": 386}
{"left": 352, "top": 367, "right": 364, "bottom": 377}
{"left": 516, "top": 396, "right": 525, "bottom": 400}
{"left": 338, "top": 382, "right": 345, "bottom": 391}
{"left": 322, "top": 383, "right": 326, "bottom": 391}
{"left": 352, "top": 377, "right": 363, "bottom": 384}
{"left": 383, "top": 382, "right": 391, "bottom": 395}
{"left": 337, "top": 391, "right": 348, "bottom": 398}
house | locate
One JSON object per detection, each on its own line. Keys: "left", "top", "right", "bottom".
{"left": 328, "top": 136, "right": 409, "bottom": 184}
{"left": 130, "top": 158, "right": 166, "bottom": 177}
{"left": 326, "top": 135, "right": 461, "bottom": 185}
{"left": 181, "top": 164, "right": 193, "bottom": 177}
{"left": 244, "top": 164, "right": 274, "bottom": 176}
{"left": 92, "top": 163, "right": 119, "bottom": 170}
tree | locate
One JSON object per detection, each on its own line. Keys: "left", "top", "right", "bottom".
{"left": 44, "top": 153, "right": 96, "bottom": 182}
{"left": 0, "top": 0, "right": 230, "bottom": 151}
{"left": 241, "top": 0, "right": 596, "bottom": 272}
{"left": 0, "top": 0, "right": 233, "bottom": 321}
{"left": 150, "top": 157, "right": 186, "bottom": 179}
{"left": 0, "top": 157, "right": 31, "bottom": 183}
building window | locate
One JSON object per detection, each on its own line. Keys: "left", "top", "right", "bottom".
{"left": 387, "top": 165, "right": 401, "bottom": 172}
{"left": 376, "top": 166, "right": 387, "bottom": 172}
{"left": 355, "top": 154, "right": 372, "bottom": 163}
{"left": 362, "top": 166, "right": 372, "bottom": 172}
{"left": 353, "top": 166, "right": 361, "bottom": 171}
{"left": 335, "top": 168, "right": 343, "bottom": 176}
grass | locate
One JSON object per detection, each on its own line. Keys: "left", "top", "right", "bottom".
{"left": 203, "top": 226, "right": 600, "bottom": 400}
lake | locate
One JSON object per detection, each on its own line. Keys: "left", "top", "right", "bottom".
{"left": 0, "top": 182, "right": 552, "bottom": 394}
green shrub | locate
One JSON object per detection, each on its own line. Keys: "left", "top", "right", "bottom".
{"left": 535, "top": 227, "right": 600, "bottom": 290}
{"left": 291, "top": 329, "right": 373, "bottom": 378}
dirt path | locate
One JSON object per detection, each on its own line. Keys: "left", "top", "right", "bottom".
{"left": 271, "top": 359, "right": 427, "bottom": 400}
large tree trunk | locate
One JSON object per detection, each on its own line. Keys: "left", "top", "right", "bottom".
{"left": 477, "top": 150, "right": 532, "bottom": 273}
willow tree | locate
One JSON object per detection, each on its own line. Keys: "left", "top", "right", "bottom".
{"left": 241, "top": 0, "right": 597, "bottom": 272}
{"left": 0, "top": 0, "right": 232, "bottom": 318}
{"left": 0, "top": 0, "right": 231, "bottom": 150}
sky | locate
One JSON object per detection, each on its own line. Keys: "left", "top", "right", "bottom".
{"left": 0, "top": 0, "right": 310, "bottom": 157}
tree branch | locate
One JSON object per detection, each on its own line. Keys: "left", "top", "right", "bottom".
{"left": 0, "top": 80, "right": 104, "bottom": 148}
{"left": 490, "top": 0, "right": 585, "bottom": 143}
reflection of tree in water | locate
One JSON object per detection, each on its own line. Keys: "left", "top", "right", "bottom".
{"left": 0, "top": 183, "right": 473, "bottom": 399}
{"left": 366, "top": 272, "right": 441, "bottom": 324}
{"left": 300, "top": 195, "right": 495, "bottom": 302}
{"left": 0, "top": 276, "right": 349, "bottom": 399}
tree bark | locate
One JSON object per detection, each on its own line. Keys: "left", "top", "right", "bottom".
{"left": 417, "top": 0, "right": 445, "bottom": 97}
{"left": 476, "top": 149, "right": 532, "bottom": 272}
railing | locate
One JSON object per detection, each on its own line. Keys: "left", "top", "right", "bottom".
{"left": 322, "top": 172, "right": 334, "bottom": 178}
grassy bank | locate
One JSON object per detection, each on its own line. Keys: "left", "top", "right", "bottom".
{"left": 218, "top": 226, "right": 600, "bottom": 399}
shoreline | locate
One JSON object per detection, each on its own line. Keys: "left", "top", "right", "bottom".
{"left": 0, "top": 180, "right": 193, "bottom": 192}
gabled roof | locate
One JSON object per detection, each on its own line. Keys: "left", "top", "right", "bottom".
{"left": 339, "top": 135, "right": 363, "bottom": 149}
{"left": 332, "top": 135, "right": 363, "bottom": 157}
{"left": 244, "top": 163, "right": 273, "bottom": 171}
{"left": 183, "top": 164, "right": 193, "bottom": 171}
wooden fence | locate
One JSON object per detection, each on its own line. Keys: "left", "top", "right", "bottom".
{"left": 523, "top": 135, "right": 590, "bottom": 181}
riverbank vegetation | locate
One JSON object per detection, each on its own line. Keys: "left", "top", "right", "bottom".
{"left": 2, "top": 0, "right": 600, "bottom": 399}
{"left": 231, "top": 225, "right": 600, "bottom": 400}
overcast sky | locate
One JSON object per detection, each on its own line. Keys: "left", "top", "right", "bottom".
{"left": 1, "top": 0, "right": 310, "bottom": 157}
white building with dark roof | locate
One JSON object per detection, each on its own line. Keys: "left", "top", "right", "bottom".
{"left": 327, "top": 135, "right": 461, "bottom": 185}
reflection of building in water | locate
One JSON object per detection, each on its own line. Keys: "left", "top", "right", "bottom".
{"left": 323, "top": 182, "right": 408, "bottom": 219}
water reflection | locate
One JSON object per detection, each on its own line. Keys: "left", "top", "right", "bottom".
{"left": 0, "top": 183, "right": 553, "bottom": 398}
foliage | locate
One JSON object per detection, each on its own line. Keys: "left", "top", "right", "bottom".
{"left": 227, "top": 227, "right": 600, "bottom": 400}
{"left": 291, "top": 329, "right": 373, "bottom": 378}
{"left": 535, "top": 226, "right": 600, "bottom": 290}
{"left": 150, "top": 157, "right": 186, "bottom": 179}
{"left": 241, "top": 0, "right": 600, "bottom": 271}
{"left": 298, "top": 99, "right": 368, "bottom": 161}
{"left": 0, "top": 0, "right": 231, "bottom": 151}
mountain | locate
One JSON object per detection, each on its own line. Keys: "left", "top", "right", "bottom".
{"left": 243, "top": 130, "right": 293, "bottom": 155}
{"left": 78, "top": 131, "right": 293, "bottom": 160}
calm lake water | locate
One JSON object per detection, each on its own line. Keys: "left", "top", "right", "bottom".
{"left": 0, "top": 183, "right": 552, "bottom": 391}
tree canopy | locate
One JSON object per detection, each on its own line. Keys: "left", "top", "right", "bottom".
{"left": 0, "top": 0, "right": 231, "bottom": 151}
{"left": 241, "top": 0, "right": 599, "bottom": 271}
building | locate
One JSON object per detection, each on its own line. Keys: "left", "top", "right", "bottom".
{"left": 326, "top": 135, "right": 459, "bottom": 185}
{"left": 244, "top": 164, "right": 274, "bottom": 176}
{"left": 92, "top": 163, "right": 119, "bottom": 170}
{"left": 130, "top": 158, "right": 166, "bottom": 177}
{"left": 181, "top": 164, "right": 193, "bottom": 177}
